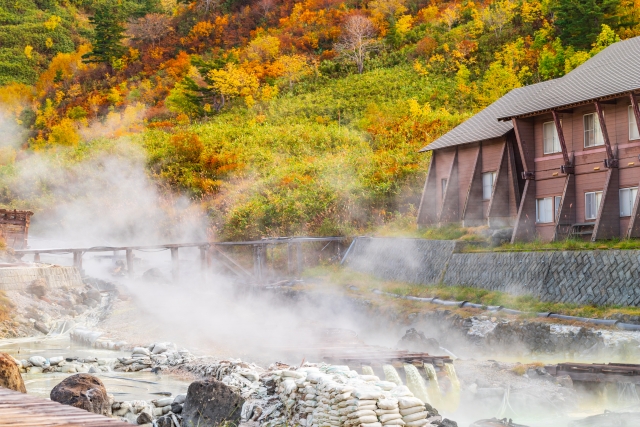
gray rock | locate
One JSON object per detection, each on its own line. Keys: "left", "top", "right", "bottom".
{"left": 182, "top": 379, "right": 244, "bottom": 427}
{"left": 171, "top": 402, "right": 183, "bottom": 413}
{"left": 34, "top": 321, "right": 50, "bottom": 334}
{"left": 49, "top": 356, "right": 64, "bottom": 366}
{"left": 174, "top": 394, "right": 187, "bottom": 404}
{"left": 28, "top": 356, "right": 47, "bottom": 368}
{"left": 556, "top": 374, "right": 573, "bottom": 388}
{"left": 60, "top": 365, "right": 77, "bottom": 374}
{"left": 28, "top": 366, "right": 43, "bottom": 374}
{"left": 152, "top": 343, "right": 169, "bottom": 354}
{"left": 153, "top": 397, "right": 174, "bottom": 407}
{"left": 88, "top": 366, "right": 99, "bottom": 374}
{"left": 132, "top": 347, "right": 151, "bottom": 356}
{"left": 136, "top": 411, "right": 153, "bottom": 424}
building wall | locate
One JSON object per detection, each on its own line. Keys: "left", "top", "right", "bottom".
{"left": 457, "top": 143, "right": 479, "bottom": 217}
{"left": 523, "top": 97, "right": 640, "bottom": 240}
{"left": 0, "top": 266, "right": 84, "bottom": 292}
{"left": 434, "top": 148, "right": 456, "bottom": 214}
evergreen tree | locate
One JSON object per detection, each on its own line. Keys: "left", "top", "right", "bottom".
{"left": 553, "top": 0, "right": 620, "bottom": 49}
{"left": 82, "top": 3, "right": 127, "bottom": 66}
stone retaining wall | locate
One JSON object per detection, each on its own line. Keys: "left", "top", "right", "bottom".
{"left": 345, "top": 238, "right": 640, "bottom": 306}
{"left": 0, "top": 266, "right": 84, "bottom": 291}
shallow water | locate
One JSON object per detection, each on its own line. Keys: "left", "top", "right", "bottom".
{"left": 0, "top": 336, "right": 191, "bottom": 401}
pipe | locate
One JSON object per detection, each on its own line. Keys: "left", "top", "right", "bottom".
{"left": 499, "top": 308, "right": 523, "bottom": 315}
{"left": 616, "top": 322, "right": 640, "bottom": 331}
{"left": 548, "top": 313, "right": 618, "bottom": 326}
{"left": 537, "top": 312, "right": 552, "bottom": 318}
{"left": 431, "top": 298, "right": 465, "bottom": 307}
{"left": 461, "top": 302, "right": 485, "bottom": 309}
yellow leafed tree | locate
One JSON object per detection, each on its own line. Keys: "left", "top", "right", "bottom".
{"left": 271, "top": 54, "right": 312, "bottom": 89}
{"left": 207, "top": 64, "right": 260, "bottom": 108}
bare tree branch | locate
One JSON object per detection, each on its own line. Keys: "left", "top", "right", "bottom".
{"left": 127, "top": 13, "right": 173, "bottom": 48}
{"left": 334, "top": 15, "right": 380, "bottom": 74}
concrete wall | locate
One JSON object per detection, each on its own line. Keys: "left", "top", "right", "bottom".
{"left": 0, "top": 266, "right": 84, "bottom": 291}
{"left": 345, "top": 237, "right": 640, "bottom": 306}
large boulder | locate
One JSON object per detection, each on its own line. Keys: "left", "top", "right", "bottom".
{"left": 27, "top": 278, "right": 47, "bottom": 298}
{"left": 182, "top": 379, "right": 244, "bottom": 427}
{"left": 396, "top": 328, "right": 441, "bottom": 354}
{"left": 50, "top": 373, "right": 110, "bottom": 415}
{"left": 0, "top": 353, "right": 26, "bottom": 393}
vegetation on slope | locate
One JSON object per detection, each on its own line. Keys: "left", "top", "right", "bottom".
{"left": 0, "top": 0, "right": 639, "bottom": 239}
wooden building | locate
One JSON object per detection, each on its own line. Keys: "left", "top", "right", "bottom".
{"left": 417, "top": 36, "right": 640, "bottom": 242}
{"left": 0, "top": 209, "right": 33, "bottom": 249}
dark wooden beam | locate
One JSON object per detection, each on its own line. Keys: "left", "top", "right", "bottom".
{"left": 594, "top": 101, "right": 616, "bottom": 165}
{"left": 416, "top": 153, "right": 438, "bottom": 226}
{"left": 551, "top": 110, "right": 572, "bottom": 169}
{"left": 553, "top": 174, "right": 576, "bottom": 241}
{"left": 592, "top": 167, "right": 620, "bottom": 241}
{"left": 438, "top": 149, "right": 459, "bottom": 223}
{"left": 630, "top": 93, "right": 640, "bottom": 136}
{"left": 487, "top": 141, "right": 511, "bottom": 226}
{"left": 461, "top": 144, "right": 484, "bottom": 226}
{"left": 507, "top": 133, "right": 522, "bottom": 211}
{"left": 511, "top": 118, "right": 537, "bottom": 242}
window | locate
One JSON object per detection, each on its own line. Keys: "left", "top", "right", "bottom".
{"left": 620, "top": 187, "right": 638, "bottom": 217}
{"left": 584, "top": 113, "right": 604, "bottom": 148}
{"left": 585, "top": 191, "right": 603, "bottom": 220}
{"left": 441, "top": 179, "right": 447, "bottom": 198}
{"left": 629, "top": 105, "right": 640, "bottom": 140}
{"left": 543, "top": 121, "right": 561, "bottom": 154}
{"left": 555, "top": 196, "right": 562, "bottom": 220}
{"left": 482, "top": 171, "right": 496, "bottom": 200}
{"left": 536, "top": 198, "right": 553, "bottom": 223}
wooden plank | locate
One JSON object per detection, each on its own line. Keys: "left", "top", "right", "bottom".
{"left": 461, "top": 144, "right": 484, "bottom": 226}
{"left": 554, "top": 173, "right": 576, "bottom": 241}
{"left": 416, "top": 153, "right": 438, "bottom": 226}
{"left": 487, "top": 140, "right": 511, "bottom": 224}
{"left": 594, "top": 101, "right": 615, "bottom": 163}
{"left": 551, "top": 110, "right": 571, "bottom": 168}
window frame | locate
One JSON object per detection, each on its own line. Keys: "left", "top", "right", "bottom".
{"left": 584, "top": 113, "right": 604, "bottom": 148}
{"left": 555, "top": 195, "right": 562, "bottom": 220}
{"left": 482, "top": 171, "right": 497, "bottom": 201}
{"left": 629, "top": 105, "right": 640, "bottom": 141}
{"left": 536, "top": 197, "right": 554, "bottom": 224}
{"left": 543, "top": 121, "right": 561, "bottom": 154}
{"left": 585, "top": 191, "right": 603, "bottom": 220}
{"left": 620, "top": 187, "right": 638, "bottom": 217}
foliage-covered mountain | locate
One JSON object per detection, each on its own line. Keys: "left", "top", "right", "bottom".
{"left": 0, "top": 0, "right": 638, "bottom": 239}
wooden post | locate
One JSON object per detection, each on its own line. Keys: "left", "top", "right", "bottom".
{"left": 511, "top": 118, "right": 537, "bottom": 242}
{"left": 461, "top": 143, "right": 483, "bottom": 226}
{"left": 487, "top": 141, "right": 511, "bottom": 227}
{"left": 73, "top": 251, "right": 83, "bottom": 271}
{"left": 551, "top": 110, "right": 572, "bottom": 170}
{"left": 34, "top": 253, "right": 40, "bottom": 263}
{"left": 594, "top": 101, "right": 616, "bottom": 167}
{"left": 592, "top": 167, "right": 620, "bottom": 241}
{"left": 170, "top": 247, "right": 179, "bottom": 283}
{"left": 126, "top": 249, "right": 134, "bottom": 278}
{"left": 287, "top": 243, "right": 293, "bottom": 276}
{"left": 438, "top": 148, "right": 459, "bottom": 223}
{"left": 416, "top": 154, "right": 438, "bottom": 226}
{"left": 296, "top": 243, "right": 302, "bottom": 278}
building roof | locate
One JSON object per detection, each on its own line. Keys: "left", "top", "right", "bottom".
{"left": 497, "top": 36, "right": 640, "bottom": 120}
{"left": 420, "top": 36, "right": 640, "bottom": 152}
{"left": 420, "top": 80, "right": 554, "bottom": 151}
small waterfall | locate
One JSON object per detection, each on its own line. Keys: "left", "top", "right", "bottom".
{"left": 383, "top": 364, "right": 403, "bottom": 386}
{"left": 403, "top": 364, "right": 431, "bottom": 405}
{"left": 617, "top": 382, "right": 640, "bottom": 408}
{"left": 443, "top": 363, "right": 461, "bottom": 411}
{"left": 422, "top": 363, "right": 443, "bottom": 407}
{"left": 362, "top": 366, "right": 375, "bottom": 376}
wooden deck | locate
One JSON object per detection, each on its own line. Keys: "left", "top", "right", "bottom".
{"left": 0, "top": 387, "right": 131, "bottom": 426}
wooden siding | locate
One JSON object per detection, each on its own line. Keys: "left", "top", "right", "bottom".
{"left": 458, "top": 143, "right": 480, "bottom": 220}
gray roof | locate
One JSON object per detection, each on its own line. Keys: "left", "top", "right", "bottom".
{"left": 497, "top": 36, "right": 640, "bottom": 120}
{"left": 420, "top": 80, "right": 555, "bottom": 151}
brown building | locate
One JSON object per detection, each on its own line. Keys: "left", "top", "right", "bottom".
{"left": 0, "top": 209, "right": 33, "bottom": 249}
{"left": 417, "top": 36, "right": 640, "bottom": 242}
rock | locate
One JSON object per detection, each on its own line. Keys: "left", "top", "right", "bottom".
{"left": 396, "top": 328, "right": 441, "bottom": 354}
{"left": 88, "top": 366, "right": 99, "bottom": 374}
{"left": 50, "top": 374, "right": 110, "bottom": 415}
{"left": 34, "top": 321, "right": 50, "bottom": 334}
{"left": 162, "top": 405, "right": 171, "bottom": 414}
{"left": 490, "top": 228, "right": 513, "bottom": 246}
{"left": 28, "top": 356, "right": 47, "bottom": 367}
{"left": 0, "top": 353, "right": 26, "bottom": 393}
{"left": 152, "top": 343, "right": 169, "bottom": 354}
{"left": 132, "top": 347, "right": 151, "bottom": 356}
{"left": 84, "top": 289, "right": 102, "bottom": 303}
{"left": 171, "top": 402, "right": 183, "bottom": 413}
{"left": 142, "top": 268, "right": 170, "bottom": 284}
{"left": 440, "top": 419, "right": 458, "bottom": 427}
{"left": 153, "top": 397, "right": 174, "bottom": 407}
{"left": 60, "top": 365, "right": 77, "bottom": 373}
{"left": 137, "top": 411, "right": 153, "bottom": 424}
{"left": 28, "top": 366, "right": 43, "bottom": 374}
{"left": 174, "top": 394, "right": 187, "bottom": 404}
{"left": 27, "top": 278, "right": 47, "bottom": 297}
{"left": 556, "top": 374, "right": 573, "bottom": 388}
{"left": 49, "top": 356, "right": 64, "bottom": 365}
{"left": 182, "top": 379, "right": 245, "bottom": 427}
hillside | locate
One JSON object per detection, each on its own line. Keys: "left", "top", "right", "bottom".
{"left": 0, "top": 0, "right": 639, "bottom": 241}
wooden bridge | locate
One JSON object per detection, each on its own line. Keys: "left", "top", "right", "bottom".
{"left": 14, "top": 236, "right": 349, "bottom": 283}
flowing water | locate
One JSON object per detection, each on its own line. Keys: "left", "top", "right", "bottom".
{"left": 403, "top": 364, "right": 432, "bottom": 405}
{"left": 361, "top": 365, "right": 375, "bottom": 376}
{"left": 0, "top": 336, "right": 191, "bottom": 401}
{"left": 383, "top": 364, "right": 403, "bottom": 386}
{"left": 422, "top": 363, "right": 442, "bottom": 408}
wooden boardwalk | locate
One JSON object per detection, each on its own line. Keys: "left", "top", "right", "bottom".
{"left": 0, "top": 387, "right": 130, "bottom": 426}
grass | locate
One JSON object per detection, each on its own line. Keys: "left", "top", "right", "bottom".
{"left": 305, "top": 266, "right": 640, "bottom": 321}
{"left": 492, "top": 237, "right": 640, "bottom": 252}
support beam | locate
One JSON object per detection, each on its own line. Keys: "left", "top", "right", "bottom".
{"left": 487, "top": 141, "right": 512, "bottom": 227}
{"left": 416, "top": 154, "right": 438, "bottom": 226}
{"left": 592, "top": 167, "right": 620, "bottom": 241}
{"left": 511, "top": 118, "right": 537, "bottom": 242}
{"left": 73, "top": 251, "right": 83, "bottom": 271}
{"left": 553, "top": 174, "right": 576, "bottom": 241}
{"left": 462, "top": 144, "right": 483, "bottom": 226}
{"left": 125, "top": 249, "right": 134, "bottom": 278}
{"left": 34, "top": 253, "right": 40, "bottom": 263}
{"left": 296, "top": 243, "right": 302, "bottom": 278}
{"left": 594, "top": 101, "right": 617, "bottom": 168}
{"left": 170, "top": 247, "right": 179, "bottom": 283}
{"left": 438, "top": 149, "right": 459, "bottom": 223}
{"left": 627, "top": 180, "right": 640, "bottom": 238}
{"left": 199, "top": 246, "right": 207, "bottom": 276}
{"left": 507, "top": 133, "right": 522, "bottom": 213}
{"left": 631, "top": 93, "right": 640, "bottom": 136}
{"left": 551, "top": 110, "right": 572, "bottom": 172}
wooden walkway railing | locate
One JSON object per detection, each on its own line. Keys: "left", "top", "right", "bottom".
{"left": 14, "top": 236, "right": 349, "bottom": 283}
